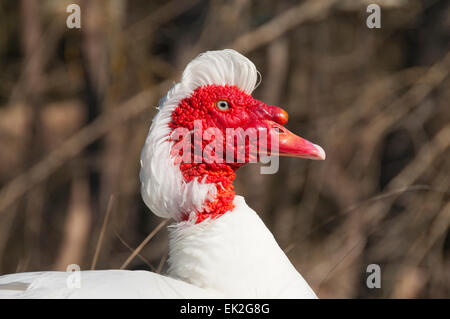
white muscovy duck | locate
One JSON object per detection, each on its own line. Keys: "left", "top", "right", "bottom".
{"left": 0, "top": 49, "right": 325, "bottom": 299}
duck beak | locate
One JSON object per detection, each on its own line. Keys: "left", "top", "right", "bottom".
{"left": 254, "top": 105, "right": 326, "bottom": 160}
{"left": 270, "top": 123, "right": 326, "bottom": 160}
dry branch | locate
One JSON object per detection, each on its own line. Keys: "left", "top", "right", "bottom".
{"left": 0, "top": 85, "right": 162, "bottom": 214}
{"left": 229, "top": 0, "right": 339, "bottom": 53}
{"left": 120, "top": 219, "right": 169, "bottom": 270}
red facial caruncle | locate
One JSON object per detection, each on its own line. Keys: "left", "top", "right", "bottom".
{"left": 169, "top": 84, "right": 325, "bottom": 223}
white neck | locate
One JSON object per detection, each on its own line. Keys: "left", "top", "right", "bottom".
{"left": 166, "top": 195, "right": 317, "bottom": 298}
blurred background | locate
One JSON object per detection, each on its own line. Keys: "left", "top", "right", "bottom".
{"left": 0, "top": 0, "right": 449, "bottom": 298}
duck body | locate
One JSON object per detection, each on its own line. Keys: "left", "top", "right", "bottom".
{"left": 0, "top": 196, "right": 316, "bottom": 299}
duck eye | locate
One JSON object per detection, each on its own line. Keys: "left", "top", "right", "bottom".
{"left": 215, "top": 100, "right": 230, "bottom": 111}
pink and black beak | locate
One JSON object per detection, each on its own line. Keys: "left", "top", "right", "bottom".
{"left": 252, "top": 104, "right": 326, "bottom": 161}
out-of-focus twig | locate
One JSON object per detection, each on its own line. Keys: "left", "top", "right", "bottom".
{"left": 114, "top": 230, "right": 156, "bottom": 272}
{"left": 388, "top": 124, "right": 450, "bottom": 191}
{"left": 53, "top": 174, "right": 92, "bottom": 271}
{"left": 285, "top": 184, "right": 436, "bottom": 253}
{"left": 156, "top": 252, "right": 168, "bottom": 274}
{"left": 229, "top": 0, "right": 339, "bottom": 54}
{"left": 126, "top": 0, "right": 201, "bottom": 41}
{"left": 120, "top": 219, "right": 169, "bottom": 270}
{"left": 0, "top": 83, "right": 166, "bottom": 215}
{"left": 91, "top": 195, "right": 114, "bottom": 270}
{"left": 363, "top": 52, "right": 450, "bottom": 146}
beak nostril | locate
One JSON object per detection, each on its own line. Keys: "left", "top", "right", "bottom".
{"left": 273, "top": 127, "right": 284, "bottom": 134}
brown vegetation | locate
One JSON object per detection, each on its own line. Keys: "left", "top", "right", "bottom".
{"left": 0, "top": 0, "right": 448, "bottom": 298}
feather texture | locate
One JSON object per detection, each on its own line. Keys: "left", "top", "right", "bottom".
{"left": 0, "top": 270, "right": 220, "bottom": 298}
{"left": 0, "top": 196, "right": 316, "bottom": 298}
{"left": 140, "top": 49, "right": 258, "bottom": 221}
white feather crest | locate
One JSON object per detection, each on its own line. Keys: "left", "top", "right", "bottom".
{"left": 140, "top": 49, "right": 258, "bottom": 221}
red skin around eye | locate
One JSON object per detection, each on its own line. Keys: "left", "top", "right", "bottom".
{"left": 169, "top": 84, "right": 260, "bottom": 223}
{"left": 170, "top": 84, "right": 256, "bottom": 130}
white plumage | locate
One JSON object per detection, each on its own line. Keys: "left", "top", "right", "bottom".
{"left": 0, "top": 196, "right": 316, "bottom": 298}
{"left": 140, "top": 49, "right": 258, "bottom": 221}
{"left": 0, "top": 50, "right": 318, "bottom": 299}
